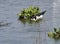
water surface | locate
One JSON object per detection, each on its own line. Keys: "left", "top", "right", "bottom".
{"left": 0, "top": 0, "right": 60, "bottom": 44}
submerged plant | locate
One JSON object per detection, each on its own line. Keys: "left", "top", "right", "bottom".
{"left": 48, "top": 28, "right": 60, "bottom": 39}
{"left": 17, "top": 6, "right": 40, "bottom": 19}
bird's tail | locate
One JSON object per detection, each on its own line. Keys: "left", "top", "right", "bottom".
{"left": 36, "top": 10, "right": 46, "bottom": 16}
{"left": 40, "top": 10, "right": 46, "bottom": 15}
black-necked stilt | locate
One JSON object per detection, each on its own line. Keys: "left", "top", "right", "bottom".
{"left": 30, "top": 15, "right": 37, "bottom": 21}
{"left": 30, "top": 10, "right": 46, "bottom": 21}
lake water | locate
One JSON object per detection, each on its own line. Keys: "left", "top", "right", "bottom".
{"left": 0, "top": 0, "right": 60, "bottom": 44}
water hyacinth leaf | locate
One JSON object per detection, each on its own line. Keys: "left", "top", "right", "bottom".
{"left": 18, "top": 6, "right": 40, "bottom": 19}
{"left": 17, "top": 13, "right": 21, "bottom": 16}
{"left": 54, "top": 28, "right": 57, "bottom": 32}
{"left": 52, "top": 32, "right": 57, "bottom": 38}
{"left": 48, "top": 32, "right": 54, "bottom": 38}
{"left": 59, "top": 28, "right": 60, "bottom": 31}
{"left": 48, "top": 27, "right": 60, "bottom": 39}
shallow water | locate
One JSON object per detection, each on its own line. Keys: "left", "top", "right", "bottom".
{"left": 0, "top": 0, "right": 60, "bottom": 44}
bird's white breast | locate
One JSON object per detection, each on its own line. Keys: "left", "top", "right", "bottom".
{"left": 31, "top": 15, "right": 43, "bottom": 21}
{"left": 31, "top": 18, "right": 36, "bottom": 21}
{"left": 39, "top": 15, "right": 43, "bottom": 18}
{"left": 36, "top": 15, "right": 43, "bottom": 19}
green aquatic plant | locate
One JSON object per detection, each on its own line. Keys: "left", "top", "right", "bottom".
{"left": 19, "top": 17, "right": 42, "bottom": 24}
{"left": 48, "top": 28, "right": 60, "bottom": 39}
{"left": 17, "top": 6, "right": 40, "bottom": 19}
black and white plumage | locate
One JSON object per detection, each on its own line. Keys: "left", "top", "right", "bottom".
{"left": 30, "top": 15, "right": 36, "bottom": 21}
{"left": 30, "top": 10, "right": 46, "bottom": 21}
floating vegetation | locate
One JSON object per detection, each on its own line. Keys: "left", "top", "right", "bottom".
{"left": 17, "top": 6, "right": 40, "bottom": 19}
{"left": 18, "top": 17, "right": 42, "bottom": 24}
{"left": 48, "top": 28, "right": 60, "bottom": 39}
{"left": 17, "top": 6, "right": 46, "bottom": 22}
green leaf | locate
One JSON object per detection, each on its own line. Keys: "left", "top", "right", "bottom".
{"left": 54, "top": 28, "right": 57, "bottom": 32}
{"left": 18, "top": 6, "right": 41, "bottom": 19}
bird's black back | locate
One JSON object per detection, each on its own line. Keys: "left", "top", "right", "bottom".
{"left": 30, "top": 15, "right": 36, "bottom": 19}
